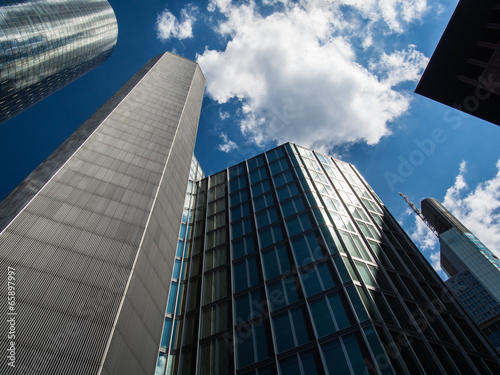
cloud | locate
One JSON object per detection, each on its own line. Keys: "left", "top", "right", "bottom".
{"left": 197, "top": 0, "right": 429, "bottom": 151}
{"left": 156, "top": 6, "right": 198, "bottom": 40}
{"left": 218, "top": 133, "right": 239, "bottom": 152}
{"left": 219, "top": 109, "right": 230, "bottom": 120}
{"left": 409, "top": 211, "right": 439, "bottom": 251}
{"left": 370, "top": 44, "right": 429, "bottom": 86}
{"left": 442, "top": 160, "right": 500, "bottom": 258}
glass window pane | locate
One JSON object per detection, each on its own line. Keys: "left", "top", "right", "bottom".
{"left": 301, "top": 267, "right": 322, "bottom": 297}
{"left": 322, "top": 339, "right": 351, "bottom": 375}
{"left": 291, "top": 308, "right": 309, "bottom": 346}
{"left": 279, "top": 356, "right": 301, "bottom": 375}
{"left": 273, "top": 312, "right": 294, "bottom": 353}
{"left": 310, "top": 297, "right": 336, "bottom": 337}
{"left": 328, "top": 292, "right": 350, "bottom": 330}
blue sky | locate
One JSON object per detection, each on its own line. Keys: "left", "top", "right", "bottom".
{"left": 1, "top": 0, "right": 500, "bottom": 279}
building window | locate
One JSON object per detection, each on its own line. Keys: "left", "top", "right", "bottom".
{"left": 262, "top": 244, "right": 291, "bottom": 280}
{"left": 309, "top": 291, "right": 352, "bottom": 337}
{"left": 267, "top": 276, "right": 299, "bottom": 311}
{"left": 256, "top": 207, "right": 279, "bottom": 228}
{"left": 291, "top": 231, "right": 325, "bottom": 267}
{"left": 235, "top": 321, "right": 272, "bottom": 368}
{"left": 299, "top": 261, "right": 336, "bottom": 297}
{"left": 272, "top": 307, "right": 310, "bottom": 353}
{"left": 234, "top": 255, "right": 261, "bottom": 293}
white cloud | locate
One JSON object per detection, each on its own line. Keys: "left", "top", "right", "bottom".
{"left": 218, "top": 133, "right": 239, "bottom": 152}
{"left": 370, "top": 44, "right": 429, "bottom": 86}
{"left": 156, "top": 6, "right": 198, "bottom": 41}
{"left": 219, "top": 109, "right": 230, "bottom": 120}
{"left": 197, "top": 0, "right": 429, "bottom": 151}
{"left": 410, "top": 212, "right": 439, "bottom": 251}
{"left": 443, "top": 160, "right": 500, "bottom": 258}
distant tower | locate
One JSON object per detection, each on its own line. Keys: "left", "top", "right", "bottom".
{"left": 0, "top": 0, "right": 118, "bottom": 125}
{"left": 421, "top": 198, "right": 500, "bottom": 351}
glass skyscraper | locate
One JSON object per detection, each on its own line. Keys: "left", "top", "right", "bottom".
{"left": 155, "top": 143, "right": 500, "bottom": 375}
{"left": 0, "top": 0, "right": 118, "bottom": 125}
{"left": 422, "top": 198, "right": 500, "bottom": 351}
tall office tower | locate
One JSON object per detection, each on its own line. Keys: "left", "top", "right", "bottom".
{"left": 155, "top": 143, "right": 500, "bottom": 375}
{"left": 0, "top": 52, "right": 205, "bottom": 375}
{"left": 0, "top": 0, "right": 118, "bottom": 125}
{"left": 421, "top": 198, "right": 500, "bottom": 351}
{"left": 416, "top": 0, "right": 500, "bottom": 126}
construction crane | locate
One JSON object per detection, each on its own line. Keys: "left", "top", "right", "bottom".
{"left": 399, "top": 192, "right": 440, "bottom": 238}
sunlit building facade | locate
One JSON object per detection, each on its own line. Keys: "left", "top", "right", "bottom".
{"left": 0, "top": 0, "right": 118, "bottom": 125}
{"left": 422, "top": 198, "right": 500, "bottom": 351}
{"left": 0, "top": 52, "right": 204, "bottom": 375}
{"left": 156, "top": 143, "right": 500, "bottom": 375}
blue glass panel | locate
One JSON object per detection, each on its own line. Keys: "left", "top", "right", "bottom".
{"left": 286, "top": 216, "right": 302, "bottom": 236}
{"left": 363, "top": 326, "right": 395, "bottom": 375}
{"left": 166, "top": 282, "right": 178, "bottom": 314}
{"left": 235, "top": 294, "right": 251, "bottom": 323}
{"left": 160, "top": 317, "right": 173, "bottom": 347}
{"left": 176, "top": 240, "right": 184, "bottom": 257}
{"left": 234, "top": 261, "right": 247, "bottom": 293}
{"left": 343, "top": 334, "right": 367, "bottom": 375}
{"left": 310, "top": 298, "right": 335, "bottom": 337}
{"left": 346, "top": 285, "right": 369, "bottom": 322}
{"left": 259, "top": 227, "right": 274, "bottom": 248}
{"left": 255, "top": 323, "right": 270, "bottom": 361}
{"left": 317, "top": 262, "right": 335, "bottom": 289}
{"left": 248, "top": 256, "right": 259, "bottom": 286}
{"left": 179, "top": 224, "right": 187, "bottom": 238}
{"left": 233, "top": 238, "right": 245, "bottom": 259}
{"left": 280, "top": 356, "right": 301, "bottom": 375}
{"left": 300, "top": 350, "right": 320, "bottom": 375}
{"left": 291, "top": 236, "right": 309, "bottom": 265}
{"left": 268, "top": 281, "right": 285, "bottom": 311}
{"left": 173, "top": 259, "right": 181, "bottom": 279}
{"left": 263, "top": 249, "right": 279, "bottom": 280}
{"left": 301, "top": 267, "right": 322, "bottom": 297}
{"left": 291, "top": 308, "right": 309, "bottom": 345}
{"left": 237, "top": 329, "right": 254, "bottom": 368}
{"left": 156, "top": 352, "right": 167, "bottom": 375}
{"left": 274, "top": 313, "right": 294, "bottom": 353}
{"left": 277, "top": 245, "right": 291, "bottom": 274}
{"left": 328, "top": 293, "right": 349, "bottom": 330}
{"left": 322, "top": 339, "right": 350, "bottom": 375}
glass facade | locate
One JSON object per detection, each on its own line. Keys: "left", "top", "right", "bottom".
{"left": 422, "top": 197, "right": 500, "bottom": 351}
{"left": 158, "top": 143, "right": 500, "bottom": 375}
{"left": 0, "top": 0, "right": 118, "bottom": 124}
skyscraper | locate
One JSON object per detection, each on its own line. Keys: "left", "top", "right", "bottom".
{"left": 155, "top": 143, "right": 500, "bottom": 375}
{"left": 0, "top": 52, "right": 205, "bottom": 375}
{"left": 0, "top": 0, "right": 118, "bottom": 125}
{"left": 415, "top": 0, "right": 500, "bottom": 126}
{"left": 421, "top": 198, "right": 500, "bottom": 351}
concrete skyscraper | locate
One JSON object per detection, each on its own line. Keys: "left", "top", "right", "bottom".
{"left": 421, "top": 198, "right": 500, "bottom": 351}
{"left": 0, "top": 0, "right": 118, "bottom": 125}
{"left": 0, "top": 52, "right": 204, "bottom": 375}
{"left": 155, "top": 144, "right": 500, "bottom": 375}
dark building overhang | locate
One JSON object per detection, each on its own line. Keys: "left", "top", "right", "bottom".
{"left": 415, "top": 0, "right": 500, "bottom": 126}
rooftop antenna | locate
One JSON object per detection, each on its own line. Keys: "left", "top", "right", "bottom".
{"left": 399, "top": 192, "right": 439, "bottom": 238}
